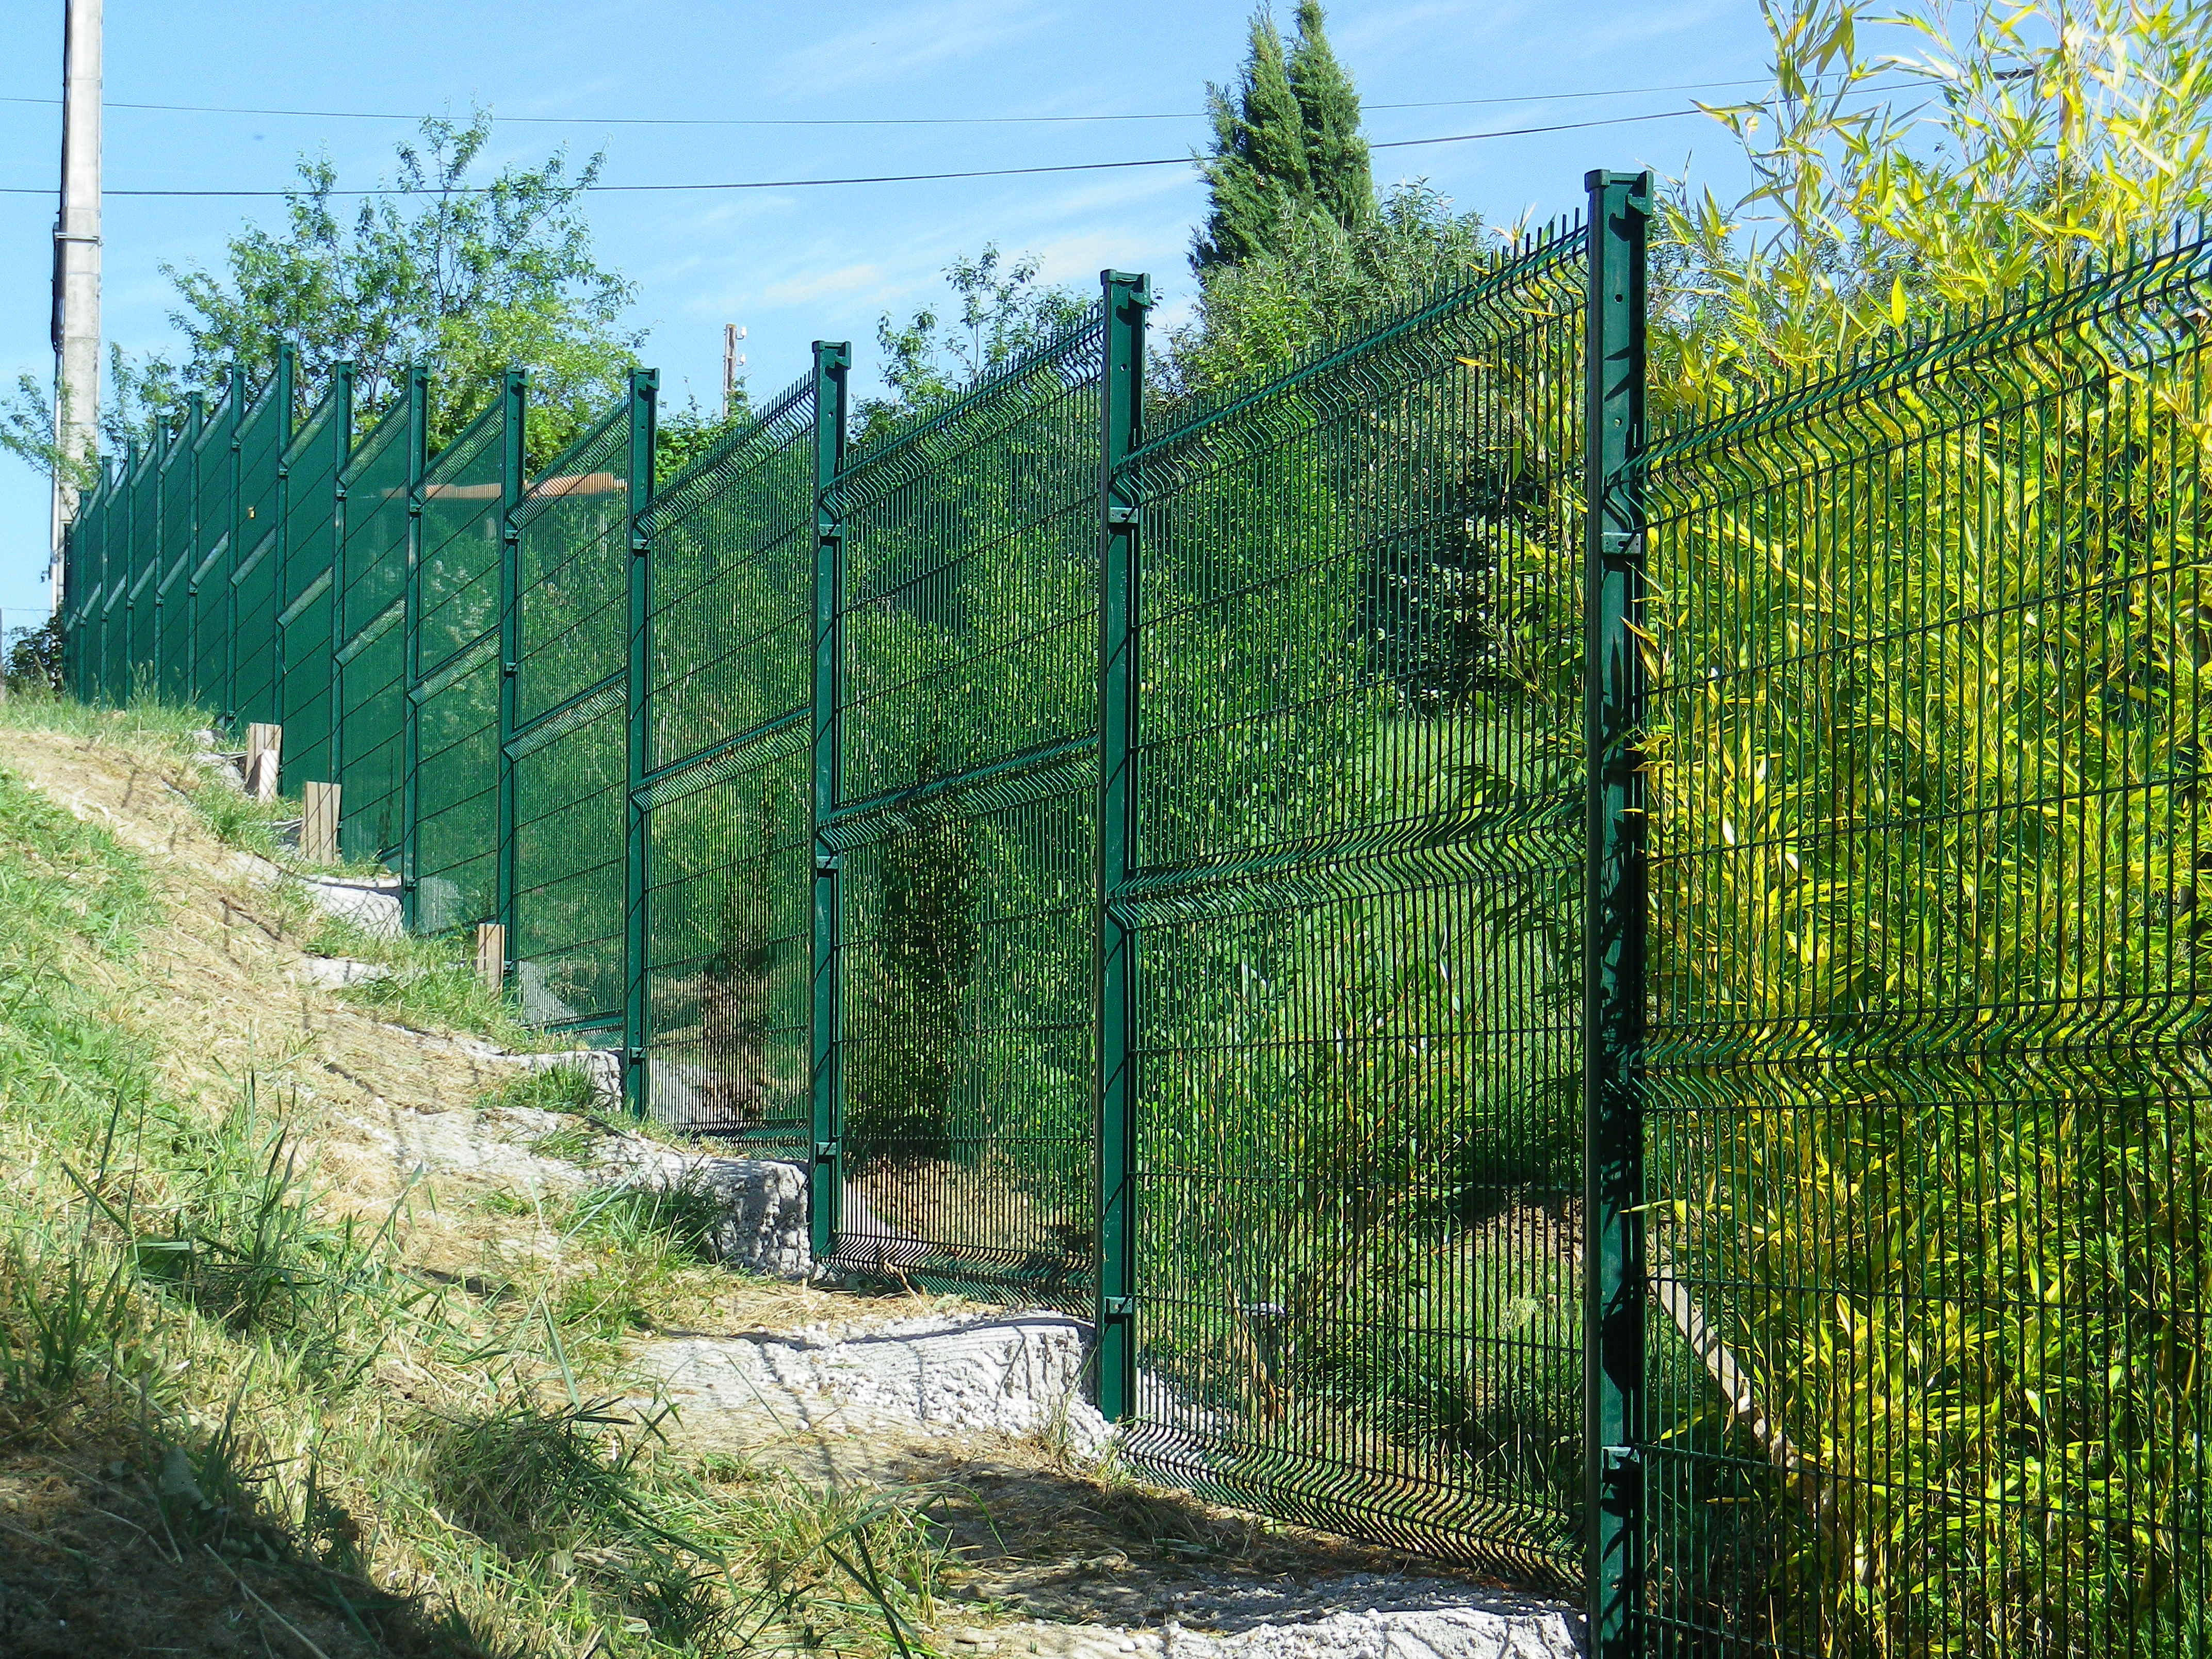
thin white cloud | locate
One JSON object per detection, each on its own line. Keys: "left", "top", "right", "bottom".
{"left": 771, "top": 0, "right": 1066, "bottom": 95}
{"left": 1567, "top": 0, "right": 1737, "bottom": 54}
{"left": 757, "top": 262, "right": 897, "bottom": 306}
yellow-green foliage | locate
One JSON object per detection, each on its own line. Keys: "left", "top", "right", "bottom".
{"left": 1649, "top": 4, "right": 2212, "bottom": 1649}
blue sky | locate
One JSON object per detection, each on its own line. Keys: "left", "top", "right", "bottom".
{"left": 0, "top": 0, "right": 1786, "bottom": 621}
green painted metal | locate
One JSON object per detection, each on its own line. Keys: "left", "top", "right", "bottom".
{"left": 219, "top": 366, "right": 246, "bottom": 724}
{"left": 1637, "top": 220, "right": 2212, "bottom": 1659}
{"left": 821, "top": 303, "right": 1105, "bottom": 1306}
{"left": 810, "top": 340, "right": 851, "bottom": 1260}
{"left": 413, "top": 376, "right": 518, "bottom": 937}
{"left": 157, "top": 397, "right": 203, "bottom": 705}
{"left": 623, "top": 367, "right": 661, "bottom": 1119}
{"left": 336, "top": 368, "right": 425, "bottom": 861}
{"left": 189, "top": 374, "right": 239, "bottom": 718}
{"left": 509, "top": 384, "right": 639, "bottom": 1034}
{"left": 1110, "top": 220, "right": 1591, "bottom": 1575}
{"left": 497, "top": 370, "right": 526, "bottom": 965}
{"left": 1094, "top": 269, "right": 1149, "bottom": 1423}
{"left": 401, "top": 377, "right": 427, "bottom": 929}
{"left": 231, "top": 348, "right": 294, "bottom": 734}
{"left": 278, "top": 365, "right": 351, "bottom": 795}
{"left": 75, "top": 187, "right": 2212, "bottom": 1643}
{"left": 633, "top": 367, "right": 819, "bottom": 1145}
{"left": 1581, "top": 168, "right": 1650, "bottom": 1659}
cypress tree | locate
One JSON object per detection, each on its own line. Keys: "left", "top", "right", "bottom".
{"left": 1193, "top": 5, "right": 1373, "bottom": 272}
{"left": 1288, "top": 1, "right": 1372, "bottom": 232}
{"left": 1193, "top": 12, "right": 1309, "bottom": 271}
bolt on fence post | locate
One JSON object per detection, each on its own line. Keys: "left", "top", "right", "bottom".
{"left": 1582, "top": 167, "right": 1652, "bottom": 1659}
{"left": 1095, "top": 269, "right": 1150, "bottom": 1421}
{"left": 623, "top": 367, "right": 660, "bottom": 1121}
{"left": 400, "top": 363, "right": 429, "bottom": 933}
{"left": 496, "top": 369, "right": 526, "bottom": 984}
{"left": 808, "top": 340, "right": 851, "bottom": 1266}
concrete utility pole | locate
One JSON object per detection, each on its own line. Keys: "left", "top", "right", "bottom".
{"left": 50, "top": 0, "right": 103, "bottom": 614}
{"left": 722, "top": 323, "right": 745, "bottom": 420}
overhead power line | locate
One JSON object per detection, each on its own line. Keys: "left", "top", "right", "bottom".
{"left": 0, "top": 87, "right": 1929, "bottom": 200}
{"left": 0, "top": 74, "right": 1792, "bottom": 128}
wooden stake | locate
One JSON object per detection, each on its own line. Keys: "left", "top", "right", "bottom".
{"left": 245, "top": 722, "right": 281, "bottom": 800}
{"left": 301, "top": 781, "right": 339, "bottom": 863}
{"left": 474, "top": 922, "right": 506, "bottom": 992}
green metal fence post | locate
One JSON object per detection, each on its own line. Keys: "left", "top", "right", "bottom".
{"left": 269, "top": 347, "right": 296, "bottom": 742}
{"left": 500, "top": 369, "right": 528, "bottom": 982}
{"left": 400, "top": 364, "right": 429, "bottom": 932}
{"left": 808, "top": 340, "right": 851, "bottom": 1266}
{"left": 327, "top": 365, "right": 354, "bottom": 788}
{"left": 496, "top": 369, "right": 526, "bottom": 978}
{"left": 1582, "top": 168, "right": 1651, "bottom": 1659}
{"left": 121, "top": 436, "right": 138, "bottom": 705}
{"left": 623, "top": 367, "right": 660, "bottom": 1119}
{"left": 221, "top": 366, "right": 246, "bottom": 727}
{"left": 1095, "top": 269, "right": 1150, "bottom": 1420}
{"left": 174, "top": 394, "right": 204, "bottom": 706}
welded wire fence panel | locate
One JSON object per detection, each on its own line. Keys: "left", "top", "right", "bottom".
{"left": 639, "top": 373, "right": 815, "bottom": 1141}
{"left": 191, "top": 391, "right": 235, "bottom": 710}
{"left": 1641, "top": 239, "right": 2212, "bottom": 1657}
{"left": 279, "top": 385, "right": 345, "bottom": 794}
{"left": 412, "top": 401, "right": 507, "bottom": 933}
{"left": 157, "top": 426, "right": 194, "bottom": 703}
{"left": 336, "top": 395, "right": 415, "bottom": 860}
{"left": 66, "top": 479, "right": 105, "bottom": 701}
{"left": 117, "top": 455, "right": 150, "bottom": 703}
{"left": 825, "top": 308, "right": 1105, "bottom": 1303}
{"left": 231, "top": 376, "right": 287, "bottom": 730}
{"left": 128, "top": 446, "right": 158, "bottom": 699}
{"left": 1111, "top": 227, "right": 1590, "bottom": 1576}
{"left": 512, "top": 398, "right": 634, "bottom": 1028}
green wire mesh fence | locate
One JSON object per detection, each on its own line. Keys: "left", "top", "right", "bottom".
{"left": 824, "top": 302, "right": 1107, "bottom": 1303}
{"left": 335, "top": 374, "right": 420, "bottom": 863}
{"left": 55, "top": 171, "right": 2212, "bottom": 1656}
{"left": 1639, "top": 234, "right": 2212, "bottom": 1657}
{"left": 411, "top": 377, "right": 515, "bottom": 936}
{"left": 278, "top": 371, "right": 349, "bottom": 795}
{"left": 230, "top": 356, "right": 291, "bottom": 733}
{"left": 637, "top": 368, "right": 817, "bottom": 1151}
{"left": 510, "top": 376, "right": 650, "bottom": 1031}
{"left": 1109, "top": 221, "right": 1591, "bottom": 1578}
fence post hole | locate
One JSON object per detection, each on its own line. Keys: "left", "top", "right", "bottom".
{"left": 1582, "top": 167, "right": 1651, "bottom": 1659}
{"left": 400, "top": 363, "right": 429, "bottom": 933}
{"left": 495, "top": 369, "right": 526, "bottom": 989}
{"left": 1095, "top": 269, "right": 1150, "bottom": 1420}
{"left": 246, "top": 722, "right": 282, "bottom": 800}
{"left": 302, "top": 781, "right": 340, "bottom": 864}
{"left": 808, "top": 340, "right": 851, "bottom": 1270}
{"left": 475, "top": 922, "right": 507, "bottom": 993}
{"left": 623, "top": 367, "right": 660, "bottom": 1120}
